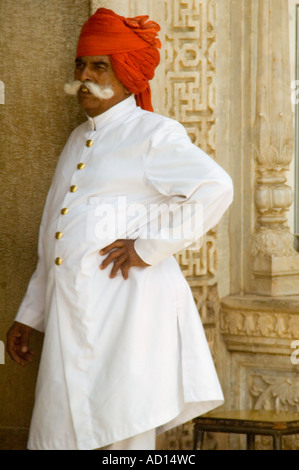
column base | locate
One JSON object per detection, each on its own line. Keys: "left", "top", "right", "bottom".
{"left": 252, "top": 255, "right": 299, "bottom": 296}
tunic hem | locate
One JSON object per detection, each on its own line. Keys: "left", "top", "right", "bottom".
{"left": 27, "top": 398, "right": 224, "bottom": 450}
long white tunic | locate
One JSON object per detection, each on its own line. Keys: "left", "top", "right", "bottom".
{"left": 15, "top": 95, "right": 233, "bottom": 450}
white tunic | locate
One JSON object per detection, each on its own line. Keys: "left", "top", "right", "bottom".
{"left": 15, "top": 95, "right": 233, "bottom": 450}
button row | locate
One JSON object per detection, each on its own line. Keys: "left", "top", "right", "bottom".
{"left": 55, "top": 141, "right": 92, "bottom": 265}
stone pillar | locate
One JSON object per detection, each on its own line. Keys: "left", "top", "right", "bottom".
{"left": 251, "top": 0, "right": 299, "bottom": 296}
{"left": 218, "top": 0, "right": 299, "bottom": 450}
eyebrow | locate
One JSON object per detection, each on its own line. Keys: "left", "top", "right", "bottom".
{"left": 75, "top": 58, "right": 109, "bottom": 69}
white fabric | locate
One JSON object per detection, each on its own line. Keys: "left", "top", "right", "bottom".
{"left": 99, "top": 428, "right": 156, "bottom": 450}
{"left": 15, "top": 96, "right": 233, "bottom": 450}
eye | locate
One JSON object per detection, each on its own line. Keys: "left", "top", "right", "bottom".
{"left": 75, "top": 61, "right": 85, "bottom": 70}
{"left": 94, "top": 62, "right": 108, "bottom": 70}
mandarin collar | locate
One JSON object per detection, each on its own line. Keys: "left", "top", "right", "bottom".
{"left": 86, "top": 95, "right": 137, "bottom": 131}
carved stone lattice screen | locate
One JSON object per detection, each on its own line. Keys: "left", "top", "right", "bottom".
{"left": 91, "top": 0, "right": 219, "bottom": 450}
{"left": 162, "top": 0, "right": 219, "bottom": 347}
{"left": 164, "top": 2, "right": 219, "bottom": 449}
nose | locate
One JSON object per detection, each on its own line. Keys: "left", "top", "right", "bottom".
{"left": 75, "top": 65, "right": 93, "bottom": 83}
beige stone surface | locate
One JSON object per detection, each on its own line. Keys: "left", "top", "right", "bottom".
{"left": 2, "top": 0, "right": 298, "bottom": 451}
{"left": 214, "top": 0, "right": 299, "bottom": 450}
{"left": 0, "top": 0, "right": 90, "bottom": 449}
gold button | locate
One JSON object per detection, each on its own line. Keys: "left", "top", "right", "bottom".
{"left": 70, "top": 185, "right": 78, "bottom": 193}
{"left": 86, "top": 140, "right": 93, "bottom": 147}
{"left": 61, "top": 208, "right": 69, "bottom": 215}
{"left": 77, "top": 163, "right": 86, "bottom": 170}
{"left": 55, "top": 232, "right": 63, "bottom": 240}
{"left": 55, "top": 257, "right": 63, "bottom": 266}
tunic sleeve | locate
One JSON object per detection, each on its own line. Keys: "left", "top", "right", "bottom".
{"left": 14, "top": 190, "right": 52, "bottom": 333}
{"left": 134, "top": 120, "right": 234, "bottom": 266}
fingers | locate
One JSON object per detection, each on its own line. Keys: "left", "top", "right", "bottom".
{"left": 7, "top": 338, "right": 32, "bottom": 367}
{"left": 11, "top": 347, "right": 34, "bottom": 367}
{"left": 99, "top": 239, "right": 149, "bottom": 280}
{"left": 19, "top": 328, "right": 34, "bottom": 358}
{"left": 100, "top": 247, "right": 126, "bottom": 273}
{"left": 6, "top": 332, "right": 23, "bottom": 365}
{"left": 121, "top": 261, "right": 131, "bottom": 280}
{"left": 100, "top": 240, "right": 130, "bottom": 279}
{"left": 109, "top": 254, "right": 128, "bottom": 279}
{"left": 100, "top": 240, "right": 125, "bottom": 257}
{"left": 6, "top": 323, "right": 34, "bottom": 367}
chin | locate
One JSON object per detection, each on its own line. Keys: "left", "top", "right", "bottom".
{"left": 78, "top": 94, "right": 100, "bottom": 107}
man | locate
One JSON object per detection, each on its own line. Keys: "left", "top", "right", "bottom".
{"left": 6, "top": 8, "right": 233, "bottom": 450}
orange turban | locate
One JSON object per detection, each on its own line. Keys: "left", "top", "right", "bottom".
{"left": 76, "top": 8, "right": 161, "bottom": 112}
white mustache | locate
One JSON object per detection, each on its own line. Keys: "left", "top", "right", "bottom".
{"left": 64, "top": 80, "right": 114, "bottom": 100}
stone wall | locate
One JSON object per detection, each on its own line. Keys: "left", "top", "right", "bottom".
{"left": 0, "top": 0, "right": 90, "bottom": 449}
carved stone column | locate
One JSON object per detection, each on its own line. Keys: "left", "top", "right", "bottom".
{"left": 251, "top": 0, "right": 299, "bottom": 296}
{"left": 218, "top": 0, "right": 299, "bottom": 449}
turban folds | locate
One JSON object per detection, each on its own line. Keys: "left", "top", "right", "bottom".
{"left": 76, "top": 8, "right": 161, "bottom": 112}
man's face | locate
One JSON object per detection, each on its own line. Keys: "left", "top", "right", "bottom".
{"left": 74, "top": 55, "right": 130, "bottom": 117}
